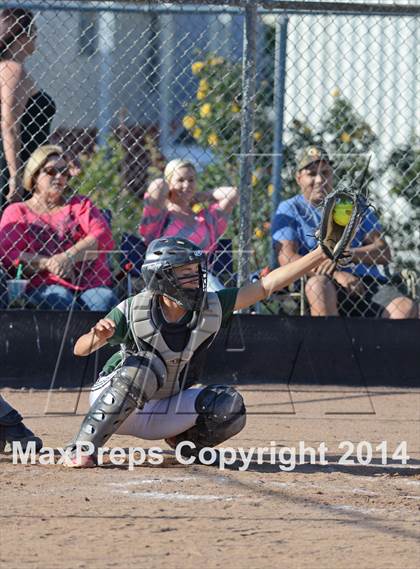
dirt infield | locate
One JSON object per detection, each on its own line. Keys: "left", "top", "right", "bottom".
{"left": 1, "top": 385, "right": 419, "bottom": 569}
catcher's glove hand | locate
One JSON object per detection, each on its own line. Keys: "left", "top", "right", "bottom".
{"left": 318, "top": 160, "right": 370, "bottom": 265}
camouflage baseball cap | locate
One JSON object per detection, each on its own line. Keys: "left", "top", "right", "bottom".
{"left": 296, "top": 145, "right": 333, "bottom": 171}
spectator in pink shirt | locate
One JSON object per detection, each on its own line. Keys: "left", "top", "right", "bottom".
{"left": 139, "top": 159, "right": 238, "bottom": 290}
{"left": 0, "top": 145, "right": 117, "bottom": 310}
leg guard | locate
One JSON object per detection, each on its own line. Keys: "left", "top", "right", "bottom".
{"left": 72, "top": 353, "right": 166, "bottom": 452}
{"left": 169, "top": 385, "right": 246, "bottom": 452}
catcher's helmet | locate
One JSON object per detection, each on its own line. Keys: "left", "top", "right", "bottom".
{"left": 141, "top": 237, "right": 207, "bottom": 310}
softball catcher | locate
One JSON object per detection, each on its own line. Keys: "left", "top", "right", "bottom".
{"left": 66, "top": 234, "right": 352, "bottom": 467}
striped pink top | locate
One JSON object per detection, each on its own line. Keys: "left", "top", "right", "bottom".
{"left": 139, "top": 201, "right": 228, "bottom": 253}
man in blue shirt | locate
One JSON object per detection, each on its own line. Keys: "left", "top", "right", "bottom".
{"left": 272, "top": 146, "right": 417, "bottom": 318}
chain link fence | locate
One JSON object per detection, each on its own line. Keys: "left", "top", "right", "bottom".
{"left": 0, "top": 0, "right": 418, "bottom": 316}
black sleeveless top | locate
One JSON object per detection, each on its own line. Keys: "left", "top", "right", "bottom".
{"left": 0, "top": 90, "right": 56, "bottom": 205}
{"left": 19, "top": 90, "right": 56, "bottom": 163}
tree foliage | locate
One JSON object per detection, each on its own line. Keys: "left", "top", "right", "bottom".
{"left": 69, "top": 137, "right": 143, "bottom": 244}
{"left": 183, "top": 56, "right": 381, "bottom": 268}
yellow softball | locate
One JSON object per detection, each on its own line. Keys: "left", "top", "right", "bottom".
{"left": 333, "top": 202, "right": 353, "bottom": 226}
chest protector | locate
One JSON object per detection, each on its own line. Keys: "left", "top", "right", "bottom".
{"left": 129, "top": 291, "right": 222, "bottom": 399}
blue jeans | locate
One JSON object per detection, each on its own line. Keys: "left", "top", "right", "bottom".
{"left": 0, "top": 268, "right": 7, "bottom": 308}
{"left": 27, "top": 285, "right": 118, "bottom": 311}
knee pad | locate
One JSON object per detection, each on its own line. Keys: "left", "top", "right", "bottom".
{"left": 73, "top": 353, "right": 167, "bottom": 451}
{"left": 170, "top": 385, "right": 246, "bottom": 451}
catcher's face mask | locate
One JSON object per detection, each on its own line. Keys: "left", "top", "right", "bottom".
{"left": 141, "top": 237, "right": 208, "bottom": 311}
{"left": 164, "top": 261, "right": 207, "bottom": 311}
{"left": 173, "top": 263, "right": 201, "bottom": 289}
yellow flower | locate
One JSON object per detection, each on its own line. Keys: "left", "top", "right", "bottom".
{"left": 251, "top": 168, "right": 262, "bottom": 187}
{"left": 331, "top": 87, "right": 341, "bottom": 98}
{"left": 192, "top": 127, "right": 202, "bottom": 140}
{"left": 192, "top": 203, "right": 204, "bottom": 214}
{"left": 209, "top": 56, "right": 224, "bottom": 66}
{"left": 267, "top": 183, "right": 274, "bottom": 196}
{"left": 200, "top": 103, "right": 212, "bottom": 118}
{"left": 196, "top": 90, "right": 206, "bottom": 101}
{"left": 199, "top": 79, "right": 209, "bottom": 91}
{"left": 231, "top": 103, "right": 240, "bottom": 113}
{"left": 340, "top": 132, "right": 352, "bottom": 143}
{"left": 207, "top": 132, "right": 218, "bottom": 146}
{"left": 254, "top": 228, "right": 264, "bottom": 239}
{"left": 253, "top": 131, "right": 262, "bottom": 142}
{"left": 182, "top": 115, "right": 196, "bottom": 130}
{"left": 192, "top": 61, "right": 205, "bottom": 75}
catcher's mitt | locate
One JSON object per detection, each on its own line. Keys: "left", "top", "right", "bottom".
{"left": 318, "top": 160, "right": 370, "bottom": 265}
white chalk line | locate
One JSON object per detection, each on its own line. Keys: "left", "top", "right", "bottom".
{"left": 108, "top": 476, "right": 197, "bottom": 487}
{"left": 324, "top": 504, "right": 380, "bottom": 515}
{"left": 115, "top": 490, "right": 237, "bottom": 502}
{"left": 108, "top": 475, "right": 239, "bottom": 502}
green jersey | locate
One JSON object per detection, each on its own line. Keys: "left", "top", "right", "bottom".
{"left": 100, "top": 288, "right": 238, "bottom": 376}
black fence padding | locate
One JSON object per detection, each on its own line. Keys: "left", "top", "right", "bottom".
{"left": 0, "top": 311, "right": 418, "bottom": 389}
{"left": 205, "top": 315, "right": 420, "bottom": 387}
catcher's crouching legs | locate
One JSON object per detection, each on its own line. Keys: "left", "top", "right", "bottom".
{"left": 66, "top": 354, "right": 166, "bottom": 467}
{"left": 166, "top": 385, "right": 246, "bottom": 460}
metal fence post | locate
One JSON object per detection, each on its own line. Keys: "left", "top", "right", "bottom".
{"left": 237, "top": 3, "right": 257, "bottom": 288}
{"left": 97, "top": 7, "right": 116, "bottom": 147}
{"left": 270, "top": 15, "right": 288, "bottom": 268}
{"left": 159, "top": 13, "right": 174, "bottom": 156}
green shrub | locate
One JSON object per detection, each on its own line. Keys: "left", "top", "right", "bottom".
{"left": 381, "top": 134, "right": 420, "bottom": 269}
{"left": 69, "top": 137, "right": 143, "bottom": 245}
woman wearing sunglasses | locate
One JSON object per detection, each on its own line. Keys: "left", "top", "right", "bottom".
{"left": 0, "top": 145, "right": 118, "bottom": 310}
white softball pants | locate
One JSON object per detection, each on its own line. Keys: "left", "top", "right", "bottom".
{"left": 90, "top": 377, "right": 202, "bottom": 440}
